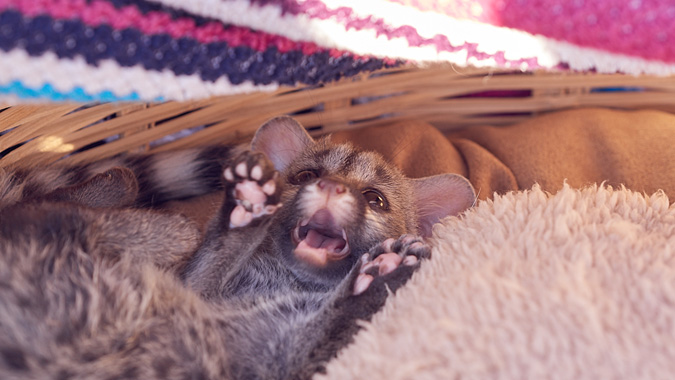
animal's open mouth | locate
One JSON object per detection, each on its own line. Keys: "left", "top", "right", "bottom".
{"left": 291, "top": 208, "right": 350, "bottom": 267}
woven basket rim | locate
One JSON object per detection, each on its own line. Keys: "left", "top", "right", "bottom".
{"left": 3, "top": 65, "right": 675, "bottom": 168}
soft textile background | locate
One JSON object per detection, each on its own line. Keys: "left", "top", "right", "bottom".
{"left": 334, "top": 108, "right": 675, "bottom": 202}
{"left": 2, "top": 0, "right": 674, "bottom": 102}
{"left": 320, "top": 184, "right": 675, "bottom": 380}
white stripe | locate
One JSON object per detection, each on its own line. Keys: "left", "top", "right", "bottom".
{"left": 321, "top": 0, "right": 537, "bottom": 57}
{"left": 152, "top": 0, "right": 675, "bottom": 75}
{"left": 0, "top": 49, "right": 277, "bottom": 102}
{"left": 0, "top": 94, "right": 25, "bottom": 105}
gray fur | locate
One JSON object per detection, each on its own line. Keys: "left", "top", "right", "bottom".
{"left": 0, "top": 117, "right": 475, "bottom": 379}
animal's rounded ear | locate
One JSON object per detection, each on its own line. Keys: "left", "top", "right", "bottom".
{"left": 251, "top": 116, "right": 314, "bottom": 171}
{"left": 411, "top": 174, "right": 475, "bottom": 237}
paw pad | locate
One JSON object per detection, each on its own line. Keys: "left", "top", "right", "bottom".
{"left": 353, "top": 234, "right": 430, "bottom": 295}
{"left": 223, "top": 152, "right": 281, "bottom": 228}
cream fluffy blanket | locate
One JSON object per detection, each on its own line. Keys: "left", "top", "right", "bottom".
{"left": 319, "top": 184, "right": 675, "bottom": 380}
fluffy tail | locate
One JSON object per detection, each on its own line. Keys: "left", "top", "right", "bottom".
{"left": 0, "top": 145, "right": 238, "bottom": 209}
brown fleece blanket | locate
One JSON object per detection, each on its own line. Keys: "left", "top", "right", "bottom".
{"left": 332, "top": 107, "right": 675, "bottom": 201}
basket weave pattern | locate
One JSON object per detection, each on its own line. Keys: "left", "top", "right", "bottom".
{"left": 3, "top": 66, "right": 675, "bottom": 169}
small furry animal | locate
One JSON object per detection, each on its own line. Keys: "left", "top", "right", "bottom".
{"left": 0, "top": 117, "right": 475, "bottom": 379}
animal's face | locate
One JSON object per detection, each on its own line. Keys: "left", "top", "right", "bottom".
{"left": 272, "top": 138, "right": 417, "bottom": 284}
{"left": 253, "top": 116, "right": 476, "bottom": 286}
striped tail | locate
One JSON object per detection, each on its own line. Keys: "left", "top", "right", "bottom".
{"left": 0, "top": 145, "right": 239, "bottom": 210}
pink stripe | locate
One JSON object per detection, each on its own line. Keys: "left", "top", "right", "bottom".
{"left": 385, "top": 0, "right": 675, "bottom": 64}
{"left": 0, "top": 0, "right": 341, "bottom": 57}
{"left": 499, "top": 0, "right": 675, "bottom": 64}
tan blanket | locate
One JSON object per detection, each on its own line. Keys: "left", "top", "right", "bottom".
{"left": 333, "top": 108, "right": 675, "bottom": 201}
{"left": 172, "top": 107, "right": 675, "bottom": 230}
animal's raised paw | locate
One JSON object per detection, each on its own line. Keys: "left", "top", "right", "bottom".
{"left": 353, "top": 234, "right": 431, "bottom": 295}
{"left": 224, "top": 151, "right": 281, "bottom": 228}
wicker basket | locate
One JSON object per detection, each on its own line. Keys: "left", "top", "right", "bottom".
{"left": 3, "top": 65, "right": 675, "bottom": 169}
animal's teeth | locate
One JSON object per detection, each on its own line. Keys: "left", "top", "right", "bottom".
{"left": 292, "top": 225, "right": 301, "bottom": 243}
{"left": 337, "top": 241, "right": 350, "bottom": 254}
{"left": 300, "top": 218, "right": 310, "bottom": 227}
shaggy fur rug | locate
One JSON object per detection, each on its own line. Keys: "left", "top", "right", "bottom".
{"left": 319, "top": 184, "right": 675, "bottom": 380}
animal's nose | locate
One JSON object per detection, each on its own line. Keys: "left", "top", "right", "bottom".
{"left": 317, "top": 179, "right": 346, "bottom": 195}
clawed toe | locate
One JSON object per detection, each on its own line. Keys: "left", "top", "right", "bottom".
{"left": 251, "top": 165, "right": 263, "bottom": 180}
{"left": 402, "top": 255, "right": 418, "bottom": 266}
{"left": 360, "top": 252, "right": 402, "bottom": 276}
{"left": 353, "top": 272, "right": 374, "bottom": 296}
{"left": 352, "top": 234, "right": 430, "bottom": 295}
{"left": 262, "top": 179, "right": 276, "bottom": 196}
{"left": 229, "top": 205, "right": 253, "bottom": 228}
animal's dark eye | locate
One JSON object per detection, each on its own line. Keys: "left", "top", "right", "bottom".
{"left": 362, "top": 189, "right": 388, "bottom": 211}
{"left": 291, "top": 170, "right": 319, "bottom": 185}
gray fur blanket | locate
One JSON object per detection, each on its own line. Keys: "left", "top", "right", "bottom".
{"left": 319, "top": 184, "right": 675, "bottom": 380}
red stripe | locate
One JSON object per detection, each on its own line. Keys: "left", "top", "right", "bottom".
{"left": 0, "top": 0, "right": 347, "bottom": 57}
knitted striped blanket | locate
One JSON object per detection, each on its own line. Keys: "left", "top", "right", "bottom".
{"left": 1, "top": 0, "right": 673, "bottom": 103}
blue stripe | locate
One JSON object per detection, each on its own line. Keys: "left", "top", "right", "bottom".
{"left": 0, "top": 8, "right": 395, "bottom": 88}
{"left": 0, "top": 80, "right": 165, "bottom": 102}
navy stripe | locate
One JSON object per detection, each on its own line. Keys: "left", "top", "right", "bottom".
{"left": 0, "top": 10, "right": 397, "bottom": 86}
